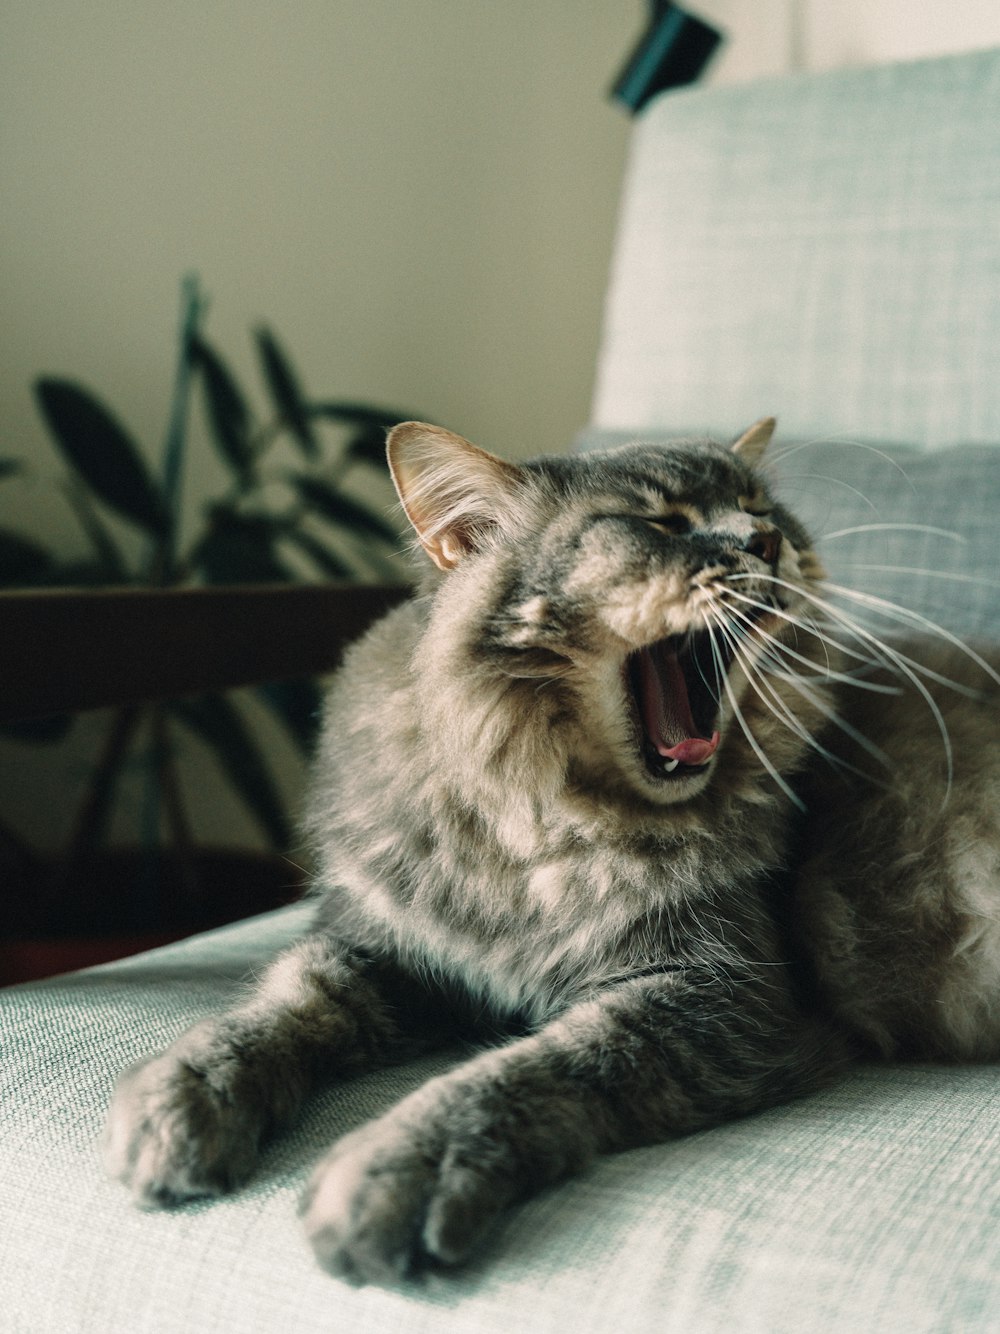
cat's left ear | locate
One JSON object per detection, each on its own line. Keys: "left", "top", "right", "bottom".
{"left": 387, "top": 422, "right": 524, "bottom": 571}
{"left": 730, "top": 417, "right": 776, "bottom": 466}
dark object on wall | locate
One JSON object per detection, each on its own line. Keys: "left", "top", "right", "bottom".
{"left": 611, "top": 1, "right": 723, "bottom": 114}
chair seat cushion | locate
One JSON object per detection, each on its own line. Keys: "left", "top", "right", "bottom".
{"left": 3, "top": 903, "right": 1000, "bottom": 1332}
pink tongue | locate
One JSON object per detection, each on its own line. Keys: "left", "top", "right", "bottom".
{"left": 662, "top": 734, "right": 720, "bottom": 765}
{"left": 637, "top": 643, "right": 720, "bottom": 766}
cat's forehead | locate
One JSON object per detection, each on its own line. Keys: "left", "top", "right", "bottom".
{"left": 529, "top": 440, "right": 758, "bottom": 508}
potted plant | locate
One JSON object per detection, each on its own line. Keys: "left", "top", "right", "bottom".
{"left": 0, "top": 277, "right": 417, "bottom": 980}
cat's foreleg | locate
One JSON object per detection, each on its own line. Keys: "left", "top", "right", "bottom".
{"left": 104, "top": 933, "right": 436, "bottom": 1207}
{"left": 301, "top": 971, "right": 839, "bottom": 1285}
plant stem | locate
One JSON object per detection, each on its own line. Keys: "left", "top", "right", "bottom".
{"left": 62, "top": 705, "right": 142, "bottom": 867}
{"left": 0, "top": 812, "right": 41, "bottom": 872}
{"left": 137, "top": 705, "right": 198, "bottom": 925}
{"left": 152, "top": 274, "right": 204, "bottom": 585}
{"left": 154, "top": 707, "right": 197, "bottom": 902}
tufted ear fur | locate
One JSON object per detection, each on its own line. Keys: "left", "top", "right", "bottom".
{"left": 387, "top": 422, "right": 524, "bottom": 571}
{"left": 730, "top": 417, "right": 776, "bottom": 466}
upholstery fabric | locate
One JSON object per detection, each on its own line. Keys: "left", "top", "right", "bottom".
{"left": 3, "top": 905, "right": 1000, "bottom": 1333}
{"left": 4, "top": 441, "right": 1000, "bottom": 1330}
{"left": 6, "top": 44, "right": 1000, "bottom": 1334}
{"left": 592, "top": 48, "right": 1000, "bottom": 447}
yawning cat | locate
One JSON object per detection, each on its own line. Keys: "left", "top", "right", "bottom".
{"left": 104, "top": 419, "right": 1000, "bottom": 1285}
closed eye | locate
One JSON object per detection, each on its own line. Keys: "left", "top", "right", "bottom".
{"left": 645, "top": 513, "right": 692, "bottom": 535}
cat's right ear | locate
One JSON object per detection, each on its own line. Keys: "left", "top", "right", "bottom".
{"left": 730, "top": 417, "right": 776, "bottom": 466}
{"left": 387, "top": 422, "right": 524, "bottom": 571}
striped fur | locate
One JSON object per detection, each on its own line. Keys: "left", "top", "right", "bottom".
{"left": 105, "top": 423, "right": 1000, "bottom": 1285}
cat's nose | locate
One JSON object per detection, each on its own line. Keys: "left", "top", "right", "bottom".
{"left": 745, "top": 525, "right": 782, "bottom": 567}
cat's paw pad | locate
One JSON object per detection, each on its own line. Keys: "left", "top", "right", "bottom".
{"left": 300, "top": 1118, "right": 511, "bottom": 1285}
{"left": 103, "top": 1040, "right": 260, "bottom": 1208}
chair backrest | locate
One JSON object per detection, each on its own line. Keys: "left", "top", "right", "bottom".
{"left": 591, "top": 47, "right": 1000, "bottom": 448}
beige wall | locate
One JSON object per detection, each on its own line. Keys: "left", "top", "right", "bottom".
{"left": 700, "top": 0, "right": 1000, "bottom": 83}
{"left": 1, "top": 1, "right": 636, "bottom": 572}
{"left": 4, "top": 0, "right": 999, "bottom": 555}
{"left": 0, "top": 2, "right": 639, "bottom": 852}
{"left": 802, "top": 0, "right": 1000, "bottom": 70}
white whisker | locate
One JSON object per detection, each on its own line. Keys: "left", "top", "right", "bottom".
{"left": 729, "top": 572, "right": 997, "bottom": 697}
{"left": 718, "top": 614, "right": 880, "bottom": 780}
{"left": 726, "top": 572, "right": 964, "bottom": 804}
{"left": 703, "top": 609, "right": 805, "bottom": 809}
{"left": 723, "top": 587, "right": 901, "bottom": 694}
{"left": 773, "top": 438, "right": 917, "bottom": 490}
{"left": 765, "top": 582, "right": 955, "bottom": 803}
{"left": 721, "top": 603, "right": 894, "bottom": 774}
{"left": 820, "top": 524, "right": 963, "bottom": 544}
{"left": 822, "top": 581, "right": 1000, "bottom": 692}
{"left": 776, "top": 474, "right": 884, "bottom": 516}
{"left": 834, "top": 564, "right": 997, "bottom": 590}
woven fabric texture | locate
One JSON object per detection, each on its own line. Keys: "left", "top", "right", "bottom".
{"left": 3, "top": 904, "right": 1000, "bottom": 1334}
{"left": 3, "top": 440, "right": 1000, "bottom": 1331}
{"left": 7, "top": 41, "right": 1000, "bottom": 1326}
{"left": 592, "top": 48, "right": 1000, "bottom": 447}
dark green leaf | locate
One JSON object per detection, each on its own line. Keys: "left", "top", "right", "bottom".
{"left": 193, "top": 508, "right": 292, "bottom": 583}
{"left": 65, "top": 705, "right": 141, "bottom": 861}
{"left": 257, "top": 678, "right": 323, "bottom": 753}
{"left": 160, "top": 275, "right": 204, "bottom": 537}
{"left": 34, "top": 379, "right": 169, "bottom": 537}
{"left": 169, "top": 694, "right": 291, "bottom": 848}
{"left": 255, "top": 328, "right": 318, "bottom": 458}
{"left": 63, "top": 480, "right": 129, "bottom": 581}
{"left": 0, "top": 714, "right": 74, "bottom": 743}
{"left": 282, "top": 528, "right": 355, "bottom": 578}
{"left": 287, "top": 474, "right": 398, "bottom": 544}
{"left": 190, "top": 334, "right": 255, "bottom": 481}
{"left": 0, "top": 529, "right": 53, "bottom": 586}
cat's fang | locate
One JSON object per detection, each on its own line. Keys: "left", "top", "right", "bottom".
{"left": 661, "top": 758, "right": 680, "bottom": 773}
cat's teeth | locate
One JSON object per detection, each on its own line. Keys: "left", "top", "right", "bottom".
{"left": 661, "top": 758, "right": 680, "bottom": 773}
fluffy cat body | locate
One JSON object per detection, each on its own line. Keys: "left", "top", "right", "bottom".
{"left": 105, "top": 421, "right": 1000, "bottom": 1285}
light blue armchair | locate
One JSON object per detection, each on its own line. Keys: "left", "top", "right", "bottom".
{"left": 4, "top": 46, "right": 1000, "bottom": 1332}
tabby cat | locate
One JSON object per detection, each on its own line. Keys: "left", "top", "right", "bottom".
{"left": 104, "top": 419, "right": 1000, "bottom": 1285}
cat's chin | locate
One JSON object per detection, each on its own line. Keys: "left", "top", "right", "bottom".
{"left": 639, "top": 733, "right": 720, "bottom": 783}
{"left": 633, "top": 748, "right": 719, "bottom": 803}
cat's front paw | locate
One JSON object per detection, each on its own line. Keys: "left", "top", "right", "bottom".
{"left": 300, "top": 1107, "right": 515, "bottom": 1285}
{"left": 103, "top": 1028, "right": 262, "bottom": 1208}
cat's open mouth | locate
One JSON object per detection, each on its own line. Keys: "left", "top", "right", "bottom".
{"left": 627, "top": 632, "right": 728, "bottom": 781}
